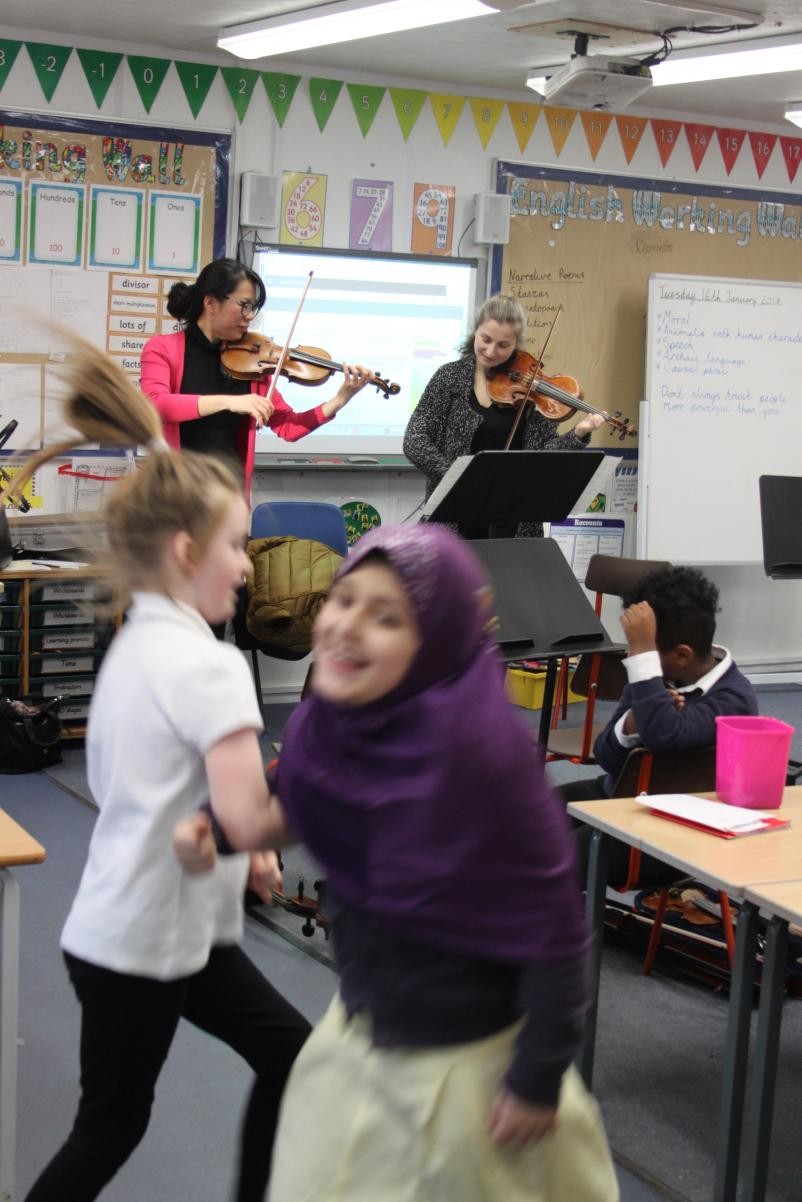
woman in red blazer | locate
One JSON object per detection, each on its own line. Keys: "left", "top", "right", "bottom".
{"left": 140, "top": 258, "right": 370, "bottom": 500}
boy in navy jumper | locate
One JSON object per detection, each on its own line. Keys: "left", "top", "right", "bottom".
{"left": 562, "top": 566, "right": 758, "bottom": 884}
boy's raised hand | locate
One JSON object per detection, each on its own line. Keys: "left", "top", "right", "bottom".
{"left": 620, "top": 600, "right": 658, "bottom": 656}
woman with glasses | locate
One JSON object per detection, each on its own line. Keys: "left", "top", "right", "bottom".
{"left": 140, "top": 258, "right": 371, "bottom": 500}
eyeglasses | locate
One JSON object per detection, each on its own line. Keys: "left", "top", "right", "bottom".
{"left": 227, "top": 297, "right": 259, "bottom": 318}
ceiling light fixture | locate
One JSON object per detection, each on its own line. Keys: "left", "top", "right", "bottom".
{"left": 218, "top": 0, "right": 506, "bottom": 60}
{"left": 785, "top": 104, "right": 802, "bottom": 129}
{"left": 651, "top": 35, "right": 802, "bottom": 86}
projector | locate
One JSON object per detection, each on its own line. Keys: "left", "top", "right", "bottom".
{"left": 544, "top": 56, "right": 652, "bottom": 111}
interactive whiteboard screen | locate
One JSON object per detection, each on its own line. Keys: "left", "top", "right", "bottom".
{"left": 252, "top": 247, "right": 477, "bottom": 456}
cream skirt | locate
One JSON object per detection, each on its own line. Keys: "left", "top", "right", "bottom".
{"left": 268, "top": 994, "right": 619, "bottom": 1202}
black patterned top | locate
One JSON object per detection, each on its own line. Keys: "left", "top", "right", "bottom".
{"left": 403, "top": 354, "right": 591, "bottom": 537}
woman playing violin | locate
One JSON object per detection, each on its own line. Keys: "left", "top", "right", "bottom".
{"left": 139, "top": 258, "right": 372, "bottom": 501}
{"left": 403, "top": 294, "right": 604, "bottom": 538}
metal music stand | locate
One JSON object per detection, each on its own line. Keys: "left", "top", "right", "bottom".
{"left": 422, "top": 449, "right": 604, "bottom": 533}
{"left": 470, "top": 537, "right": 618, "bottom": 744}
{"left": 759, "top": 475, "right": 802, "bottom": 579}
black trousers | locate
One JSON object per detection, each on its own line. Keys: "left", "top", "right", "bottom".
{"left": 25, "top": 945, "right": 310, "bottom": 1202}
{"left": 560, "top": 774, "right": 681, "bottom": 890}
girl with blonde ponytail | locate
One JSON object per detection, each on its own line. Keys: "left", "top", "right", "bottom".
{"left": 16, "top": 333, "right": 309, "bottom": 1202}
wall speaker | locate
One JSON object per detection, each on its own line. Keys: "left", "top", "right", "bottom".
{"left": 239, "top": 172, "right": 280, "bottom": 228}
{"left": 474, "top": 192, "right": 511, "bottom": 245}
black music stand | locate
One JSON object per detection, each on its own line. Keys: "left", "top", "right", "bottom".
{"left": 422, "top": 449, "right": 604, "bottom": 532}
{"left": 759, "top": 475, "right": 802, "bottom": 578}
{"left": 470, "top": 538, "right": 619, "bottom": 744}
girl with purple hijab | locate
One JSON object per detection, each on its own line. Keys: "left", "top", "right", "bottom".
{"left": 269, "top": 525, "right": 617, "bottom": 1202}
{"left": 177, "top": 524, "right": 618, "bottom": 1201}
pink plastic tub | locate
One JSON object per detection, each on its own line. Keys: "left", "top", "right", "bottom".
{"left": 715, "top": 715, "right": 795, "bottom": 810}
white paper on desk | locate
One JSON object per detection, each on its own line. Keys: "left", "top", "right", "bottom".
{"left": 635, "top": 793, "right": 779, "bottom": 832}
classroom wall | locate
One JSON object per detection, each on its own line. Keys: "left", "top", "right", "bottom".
{"left": 2, "top": 23, "right": 801, "bottom": 689}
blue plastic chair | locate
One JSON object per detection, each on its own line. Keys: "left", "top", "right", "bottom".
{"left": 235, "top": 501, "right": 349, "bottom": 705}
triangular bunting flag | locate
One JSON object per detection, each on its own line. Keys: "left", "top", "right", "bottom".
{"left": 175, "top": 62, "right": 217, "bottom": 119}
{"left": 747, "top": 130, "right": 777, "bottom": 179}
{"left": 309, "top": 78, "right": 344, "bottom": 132}
{"left": 469, "top": 98, "right": 505, "bottom": 150}
{"left": 716, "top": 127, "right": 745, "bottom": 175}
{"left": 26, "top": 42, "right": 72, "bottom": 103}
{"left": 221, "top": 66, "right": 260, "bottom": 123}
{"left": 0, "top": 39, "right": 23, "bottom": 92}
{"left": 127, "top": 55, "right": 171, "bottom": 114}
{"left": 651, "top": 119, "right": 682, "bottom": 168}
{"left": 262, "top": 73, "right": 301, "bottom": 127}
{"left": 429, "top": 94, "right": 465, "bottom": 145}
{"left": 779, "top": 135, "right": 802, "bottom": 184}
{"left": 580, "top": 111, "right": 613, "bottom": 160}
{"left": 615, "top": 114, "right": 648, "bottom": 164}
{"left": 389, "top": 88, "right": 427, "bottom": 141}
{"left": 506, "top": 101, "right": 540, "bottom": 154}
{"left": 544, "top": 106, "right": 577, "bottom": 156}
{"left": 347, "top": 83, "right": 386, "bottom": 137}
{"left": 77, "top": 49, "right": 122, "bottom": 108}
{"left": 684, "top": 123, "right": 715, "bottom": 171}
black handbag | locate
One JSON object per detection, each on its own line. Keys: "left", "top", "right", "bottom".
{"left": 0, "top": 695, "right": 63, "bottom": 773}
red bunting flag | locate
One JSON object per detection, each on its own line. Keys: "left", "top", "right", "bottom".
{"left": 684, "top": 123, "right": 714, "bottom": 171}
{"left": 779, "top": 135, "right": 802, "bottom": 184}
{"left": 716, "top": 127, "right": 745, "bottom": 175}
{"left": 747, "top": 131, "right": 777, "bottom": 179}
{"left": 651, "top": 119, "right": 682, "bottom": 167}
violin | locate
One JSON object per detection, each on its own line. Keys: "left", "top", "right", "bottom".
{"left": 486, "top": 349, "right": 636, "bottom": 441}
{"left": 220, "top": 333, "right": 400, "bottom": 399}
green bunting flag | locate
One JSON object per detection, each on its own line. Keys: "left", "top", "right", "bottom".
{"left": 127, "top": 55, "right": 171, "bottom": 113}
{"left": 309, "top": 77, "right": 344, "bottom": 132}
{"left": 26, "top": 42, "right": 72, "bottom": 102}
{"left": 77, "top": 49, "right": 122, "bottom": 108}
{"left": 0, "top": 39, "right": 22, "bottom": 92}
{"left": 221, "top": 66, "right": 260, "bottom": 122}
{"left": 262, "top": 72, "right": 301, "bottom": 127}
{"left": 389, "top": 87, "right": 427, "bottom": 141}
{"left": 346, "top": 83, "right": 386, "bottom": 137}
{"left": 175, "top": 61, "right": 218, "bottom": 118}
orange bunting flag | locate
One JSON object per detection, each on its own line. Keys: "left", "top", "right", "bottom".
{"left": 615, "top": 114, "right": 648, "bottom": 164}
{"left": 650, "top": 119, "right": 682, "bottom": 167}
{"left": 716, "top": 127, "right": 745, "bottom": 175}
{"left": 543, "top": 105, "right": 577, "bottom": 156}
{"left": 747, "top": 131, "right": 777, "bottom": 179}
{"left": 580, "top": 111, "right": 613, "bottom": 160}
{"left": 779, "top": 135, "right": 802, "bottom": 184}
{"left": 506, "top": 101, "right": 541, "bottom": 153}
{"left": 684, "top": 123, "right": 715, "bottom": 171}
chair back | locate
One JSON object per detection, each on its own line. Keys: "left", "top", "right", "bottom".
{"left": 584, "top": 554, "right": 672, "bottom": 606}
{"left": 568, "top": 649, "right": 627, "bottom": 703}
{"left": 250, "top": 501, "right": 349, "bottom": 556}
{"left": 612, "top": 745, "right": 718, "bottom": 799}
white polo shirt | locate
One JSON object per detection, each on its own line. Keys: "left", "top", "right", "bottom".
{"left": 61, "top": 592, "right": 264, "bottom": 980}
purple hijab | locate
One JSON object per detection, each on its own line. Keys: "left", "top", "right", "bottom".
{"left": 277, "top": 524, "right": 587, "bottom": 963}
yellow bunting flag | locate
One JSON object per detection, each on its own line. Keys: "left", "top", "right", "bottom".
{"left": 579, "top": 111, "right": 613, "bottom": 160}
{"left": 506, "top": 102, "right": 541, "bottom": 154}
{"left": 615, "top": 114, "right": 649, "bottom": 164}
{"left": 543, "top": 106, "right": 577, "bottom": 156}
{"left": 469, "top": 98, "right": 505, "bottom": 149}
{"left": 429, "top": 94, "right": 465, "bottom": 145}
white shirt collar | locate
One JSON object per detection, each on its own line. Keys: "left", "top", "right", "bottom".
{"left": 129, "top": 591, "right": 215, "bottom": 639}
{"left": 674, "top": 644, "right": 732, "bottom": 695}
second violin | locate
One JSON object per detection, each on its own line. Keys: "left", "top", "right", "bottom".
{"left": 221, "top": 333, "right": 400, "bottom": 399}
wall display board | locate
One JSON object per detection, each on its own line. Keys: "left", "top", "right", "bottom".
{"left": 252, "top": 246, "right": 477, "bottom": 457}
{"left": 0, "top": 108, "right": 229, "bottom": 515}
{"left": 639, "top": 273, "right": 802, "bottom": 565}
{"left": 490, "top": 161, "right": 802, "bottom": 452}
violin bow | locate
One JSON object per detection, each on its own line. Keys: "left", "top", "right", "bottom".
{"left": 503, "top": 304, "right": 562, "bottom": 450}
{"left": 262, "top": 270, "right": 314, "bottom": 420}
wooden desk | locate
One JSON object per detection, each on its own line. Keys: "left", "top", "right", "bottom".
{"left": 0, "top": 809, "right": 46, "bottom": 1202}
{"left": 568, "top": 788, "right": 802, "bottom": 1202}
{"left": 737, "top": 880, "right": 802, "bottom": 1202}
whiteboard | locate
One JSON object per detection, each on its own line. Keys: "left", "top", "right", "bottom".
{"left": 251, "top": 247, "right": 477, "bottom": 457}
{"left": 638, "top": 273, "right": 802, "bottom": 565}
